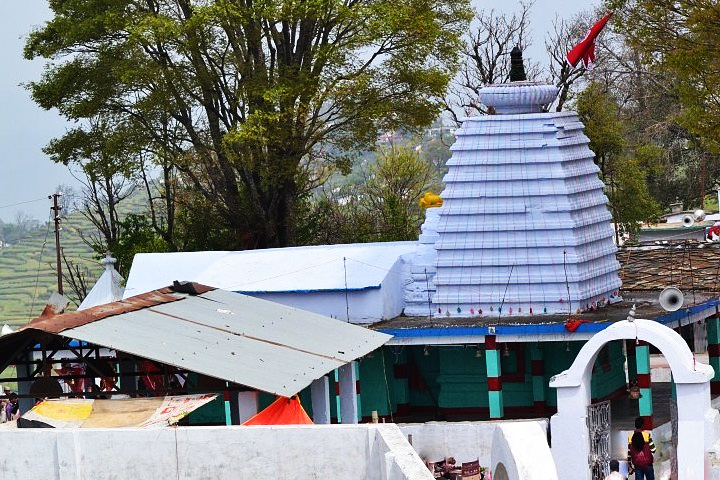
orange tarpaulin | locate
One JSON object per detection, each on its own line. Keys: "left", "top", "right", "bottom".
{"left": 243, "top": 396, "right": 313, "bottom": 426}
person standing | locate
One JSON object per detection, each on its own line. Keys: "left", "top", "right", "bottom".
{"left": 4, "top": 392, "right": 19, "bottom": 421}
{"left": 627, "top": 417, "right": 656, "bottom": 453}
{"left": 628, "top": 431, "right": 654, "bottom": 480}
{"left": 605, "top": 459, "right": 625, "bottom": 480}
{"left": 627, "top": 416, "right": 656, "bottom": 478}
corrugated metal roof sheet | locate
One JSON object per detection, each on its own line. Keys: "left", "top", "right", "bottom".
{"left": 18, "top": 285, "right": 391, "bottom": 397}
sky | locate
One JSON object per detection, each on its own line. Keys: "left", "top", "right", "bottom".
{"left": 0, "top": 0, "right": 599, "bottom": 223}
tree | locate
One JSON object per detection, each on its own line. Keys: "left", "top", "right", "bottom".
{"left": 609, "top": 154, "right": 660, "bottom": 237}
{"left": 363, "top": 145, "right": 440, "bottom": 241}
{"left": 609, "top": 0, "right": 720, "bottom": 148}
{"left": 26, "top": 0, "right": 472, "bottom": 249}
{"left": 545, "top": 14, "right": 592, "bottom": 112}
{"left": 112, "top": 214, "right": 170, "bottom": 277}
{"left": 300, "top": 144, "right": 441, "bottom": 244}
{"left": 602, "top": 0, "right": 720, "bottom": 209}
{"left": 577, "top": 82, "right": 660, "bottom": 235}
{"left": 61, "top": 251, "right": 92, "bottom": 307}
{"left": 50, "top": 116, "right": 137, "bottom": 263}
{"left": 445, "top": 1, "right": 539, "bottom": 124}
{"left": 577, "top": 82, "right": 625, "bottom": 178}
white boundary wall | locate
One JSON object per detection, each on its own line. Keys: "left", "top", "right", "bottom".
{"left": 399, "top": 419, "right": 548, "bottom": 465}
{"left": 1, "top": 424, "right": 432, "bottom": 480}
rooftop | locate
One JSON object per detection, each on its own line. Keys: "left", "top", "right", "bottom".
{"left": 124, "top": 242, "right": 417, "bottom": 298}
{"left": 372, "top": 242, "right": 720, "bottom": 342}
{"left": 8, "top": 283, "right": 391, "bottom": 396}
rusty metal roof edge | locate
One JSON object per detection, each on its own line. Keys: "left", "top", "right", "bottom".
{"left": 21, "top": 283, "right": 217, "bottom": 335}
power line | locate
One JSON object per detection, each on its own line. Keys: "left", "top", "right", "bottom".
{"left": 0, "top": 197, "right": 48, "bottom": 210}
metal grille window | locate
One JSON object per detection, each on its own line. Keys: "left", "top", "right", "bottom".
{"left": 587, "top": 400, "right": 611, "bottom": 480}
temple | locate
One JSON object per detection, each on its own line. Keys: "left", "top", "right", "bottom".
{"left": 120, "top": 54, "right": 718, "bottom": 432}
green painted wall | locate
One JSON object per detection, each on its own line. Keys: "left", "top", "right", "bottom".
{"left": 589, "top": 341, "right": 627, "bottom": 400}
{"left": 187, "top": 393, "right": 226, "bottom": 424}
{"left": 358, "top": 350, "right": 399, "bottom": 418}
{"left": 354, "top": 340, "right": 627, "bottom": 416}
{"left": 407, "top": 345, "right": 443, "bottom": 409}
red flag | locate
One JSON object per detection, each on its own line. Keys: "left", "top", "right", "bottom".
{"left": 564, "top": 317, "right": 590, "bottom": 332}
{"left": 567, "top": 12, "right": 613, "bottom": 69}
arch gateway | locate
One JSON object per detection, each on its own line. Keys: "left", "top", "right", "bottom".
{"left": 549, "top": 319, "right": 718, "bottom": 480}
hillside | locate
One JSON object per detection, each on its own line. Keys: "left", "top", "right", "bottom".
{"left": 0, "top": 211, "right": 101, "bottom": 327}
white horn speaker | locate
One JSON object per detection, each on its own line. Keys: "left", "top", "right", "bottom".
{"left": 682, "top": 214, "right": 695, "bottom": 227}
{"left": 659, "top": 286, "right": 684, "bottom": 312}
{"left": 694, "top": 209, "right": 706, "bottom": 221}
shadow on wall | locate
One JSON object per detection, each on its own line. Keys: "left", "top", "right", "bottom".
{"left": 494, "top": 463, "right": 509, "bottom": 480}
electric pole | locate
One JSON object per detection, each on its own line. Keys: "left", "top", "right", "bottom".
{"left": 50, "top": 193, "right": 63, "bottom": 295}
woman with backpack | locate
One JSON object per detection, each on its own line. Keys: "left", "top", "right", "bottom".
{"left": 628, "top": 431, "right": 654, "bottom": 480}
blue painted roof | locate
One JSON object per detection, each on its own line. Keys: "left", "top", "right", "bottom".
{"left": 378, "top": 299, "right": 719, "bottom": 339}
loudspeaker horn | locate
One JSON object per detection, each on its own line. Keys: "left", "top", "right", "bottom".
{"left": 682, "top": 214, "right": 695, "bottom": 227}
{"left": 659, "top": 286, "right": 684, "bottom": 312}
{"left": 694, "top": 209, "right": 706, "bottom": 221}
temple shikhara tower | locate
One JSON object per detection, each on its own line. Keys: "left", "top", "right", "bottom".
{"left": 408, "top": 49, "right": 622, "bottom": 318}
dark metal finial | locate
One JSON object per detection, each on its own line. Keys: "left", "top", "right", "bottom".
{"left": 510, "top": 46, "right": 527, "bottom": 82}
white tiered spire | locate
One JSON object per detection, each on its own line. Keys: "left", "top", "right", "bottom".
{"left": 424, "top": 81, "right": 621, "bottom": 318}
{"left": 77, "top": 252, "right": 125, "bottom": 311}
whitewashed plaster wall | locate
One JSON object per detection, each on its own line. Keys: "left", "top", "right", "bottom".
{"left": 491, "top": 422, "right": 558, "bottom": 480}
{"left": 249, "top": 284, "right": 403, "bottom": 324}
{"left": 124, "top": 243, "right": 415, "bottom": 325}
{"left": 0, "top": 424, "right": 432, "bottom": 480}
{"left": 399, "top": 419, "right": 548, "bottom": 466}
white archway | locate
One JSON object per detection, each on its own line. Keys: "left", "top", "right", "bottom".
{"left": 549, "top": 319, "right": 718, "bottom": 480}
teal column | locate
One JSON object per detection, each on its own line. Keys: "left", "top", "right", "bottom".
{"left": 636, "top": 340, "right": 653, "bottom": 428}
{"left": 334, "top": 369, "right": 341, "bottom": 423}
{"left": 355, "top": 361, "right": 362, "bottom": 421}
{"left": 485, "top": 335, "right": 504, "bottom": 419}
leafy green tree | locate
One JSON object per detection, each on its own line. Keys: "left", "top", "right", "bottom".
{"left": 577, "top": 82, "right": 660, "bottom": 234}
{"left": 609, "top": 155, "right": 660, "bottom": 237}
{"left": 47, "top": 116, "right": 138, "bottom": 255}
{"left": 577, "top": 82, "right": 625, "bottom": 178}
{"left": 364, "top": 145, "right": 440, "bottom": 241}
{"left": 111, "top": 214, "right": 170, "bottom": 277}
{"left": 609, "top": 0, "right": 720, "bottom": 148}
{"left": 300, "top": 144, "right": 440, "bottom": 243}
{"left": 25, "top": 0, "right": 472, "bottom": 249}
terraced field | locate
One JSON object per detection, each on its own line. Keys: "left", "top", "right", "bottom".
{"left": 0, "top": 212, "right": 100, "bottom": 327}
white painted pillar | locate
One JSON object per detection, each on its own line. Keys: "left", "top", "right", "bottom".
{"left": 338, "top": 361, "right": 359, "bottom": 424}
{"left": 236, "top": 391, "right": 258, "bottom": 424}
{"left": 675, "top": 382, "right": 717, "bottom": 479}
{"left": 550, "top": 381, "right": 592, "bottom": 480}
{"left": 311, "top": 376, "right": 331, "bottom": 424}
